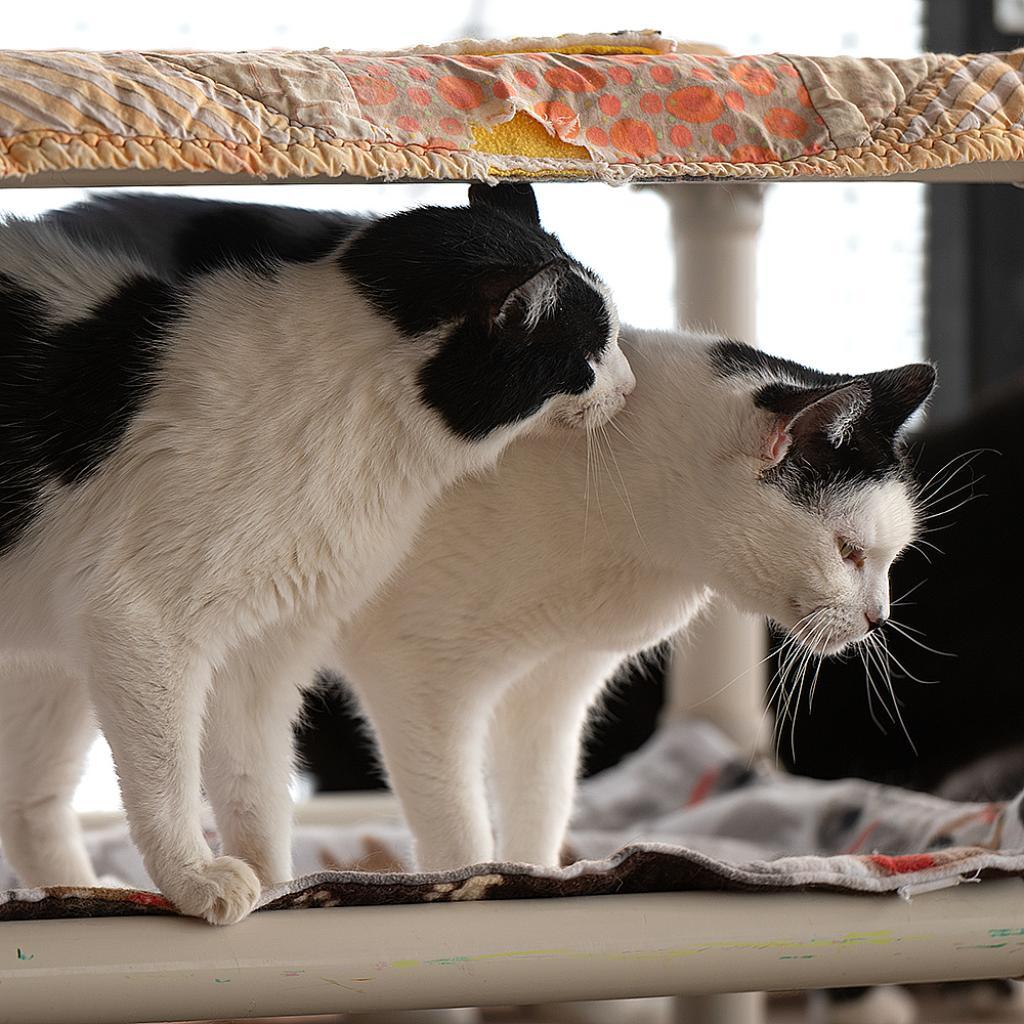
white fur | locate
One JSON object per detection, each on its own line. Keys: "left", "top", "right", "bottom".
{"left": 330, "top": 329, "right": 922, "bottom": 871}
{"left": 0, "top": 219, "right": 151, "bottom": 324}
{"left": 0, "top": 222, "right": 631, "bottom": 924}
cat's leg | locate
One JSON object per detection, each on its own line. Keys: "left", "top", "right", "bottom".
{"left": 87, "top": 634, "right": 260, "bottom": 925}
{"left": 489, "top": 650, "right": 620, "bottom": 866}
{"left": 0, "top": 658, "right": 98, "bottom": 886}
{"left": 201, "top": 633, "right": 311, "bottom": 887}
{"left": 348, "top": 661, "right": 504, "bottom": 872}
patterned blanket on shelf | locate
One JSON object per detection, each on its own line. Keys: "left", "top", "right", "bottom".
{"left": 0, "top": 32, "right": 1022, "bottom": 185}
{"left": 3, "top": 720, "right": 1024, "bottom": 921}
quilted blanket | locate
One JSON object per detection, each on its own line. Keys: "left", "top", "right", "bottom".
{"left": 1, "top": 32, "right": 1022, "bottom": 185}
{"left": 3, "top": 721, "right": 1024, "bottom": 922}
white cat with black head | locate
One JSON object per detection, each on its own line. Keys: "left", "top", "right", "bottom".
{"left": 0, "top": 185, "right": 633, "bottom": 924}
{"left": 332, "top": 330, "right": 936, "bottom": 871}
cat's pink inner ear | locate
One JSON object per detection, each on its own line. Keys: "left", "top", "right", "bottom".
{"left": 762, "top": 420, "right": 791, "bottom": 467}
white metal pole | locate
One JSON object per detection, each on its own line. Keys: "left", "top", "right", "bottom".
{"left": 654, "top": 183, "right": 769, "bottom": 757}
{"left": 653, "top": 182, "right": 769, "bottom": 1024}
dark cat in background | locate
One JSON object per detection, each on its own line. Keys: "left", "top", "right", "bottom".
{"left": 777, "top": 379, "right": 1024, "bottom": 1024}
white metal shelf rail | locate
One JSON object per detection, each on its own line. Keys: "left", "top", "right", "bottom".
{"left": 2, "top": 879, "right": 1023, "bottom": 1023}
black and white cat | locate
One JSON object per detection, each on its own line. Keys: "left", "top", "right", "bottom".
{"left": 0, "top": 185, "right": 634, "bottom": 924}
{"left": 325, "top": 331, "right": 936, "bottom": 870}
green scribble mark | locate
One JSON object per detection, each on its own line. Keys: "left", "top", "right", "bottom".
{"left": 16, "top": 949, "right": 33, "bottom": 961}
{"left": 958, "top": 942, "right": 1008, "bottom": 950}
{"left": 214, "top": 978, "right": 231, "bottom": 983}
{"left": 426, "top": 956, "right": 471, "bottom": 966}
{"left": 840, "top": 931, "right": 892, "bottom": 945}
{"left": 990, "top": 928, "right": 1024, "bottom": 937}
{"left": 780, "top": 955, "right": 814, "bottom": 960}
{"left": 475, "top": 949, "right": 569, "bottom": 960}
{"left": 318, "top": 977, "right": 364, "bottom": 994}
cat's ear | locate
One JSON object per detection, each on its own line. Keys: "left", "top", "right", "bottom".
{"left": 761, "top": 380, "right": 870, "bottom": 467}
{"left": 469, "top": 183, "right": 541, "bottom": 226}
{"left": 861, "top": 363, "right": 936, "bottom": 436}
{"left": 474, "top": 261, "right": 560, "bottom": 332}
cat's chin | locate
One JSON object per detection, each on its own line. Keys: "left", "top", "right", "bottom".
{"left": 771, "top": 615, "right": 860, "bottom": 657}
{"left": 821, "top": 636, "right": 856, "bottom": 656}
{"left": 805, "top": 633, "right": 869, "bottom": 657}
{"left": 800, "top": 635, "right": 848, "bottom": 656}
{"left": 544, "top": 393, "right": 629, "bottom": 432}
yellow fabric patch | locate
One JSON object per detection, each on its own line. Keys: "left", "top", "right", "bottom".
{"left": 471, "top": 113, "right": 589, "bottom": 159}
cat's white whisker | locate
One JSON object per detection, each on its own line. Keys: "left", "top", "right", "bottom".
{"left": 602, "top": 415, "right": 643, "bottom": 453}
{"left": 581, "top": 428, "right": 593, "bottom": 566}
{"left": 771, "top": 610, "right": 826, "bottom": 759}
{"left": 906, "top": 541, "right": 932, "bottom": 564}
{"left": 858, "top": 643, "right": 890, "bottom": 733}
{"left": 863, "top": 637, "right": 897, "bottom": 724}
{"left": 876, "top": 631, "right": 940, "bottom": 686}
{"left": 690, "top": 631, "right": 788, "bottom": 711}
{"left": 891, "top": 578, "right": 928, "bottom": 607}
{"left": 870, "top": 633, "right": 918, "bottom": 754}
{"left": 749, "top": 628, "right": 808, "bottom": 768}
{"left": 921, "top": 491, "right": 984, "bottom": 522}
{"left": 885, "top": 618, "right": 956, "bottom": 658}
{"left": 789, "top": 617, "right": 831, "bottom": 756}
{"left": 596, "top": 424, "right": 650, "bottom": 557}
{"left": 917, "top": 476, "right": 981, "bottom": 514}
{"left": 915, "top": 447, "right": 994, "bottom": 505}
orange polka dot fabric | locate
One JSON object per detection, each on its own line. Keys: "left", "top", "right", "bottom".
{"left": 324, "top": 50, "right": 827, "bottom": 165}
{"left": 0, "top": 34, "right": 1022, "bottom": 184}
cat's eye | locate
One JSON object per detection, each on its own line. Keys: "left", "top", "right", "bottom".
{"left": 837, "top": 537, "right": 866, "bottom": 569}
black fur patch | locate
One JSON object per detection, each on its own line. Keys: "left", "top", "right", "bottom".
{"left": 50, "top": 195, "right": 365, "bottom": 277}
{"left": 338, "top": 203, "right": 573, "bottom": 336}
{"left": 340, "top": 201, "right": 613, "bottom": 440}
{"left": 468, "top": 182, "right": 541, "bottom": 226}
{"left": 0, "top": 273, "right": 178, "bottom": 553}
{"left": 711, "top": 340, "right": 936, "bottom": 503}
{"left": 0, "top": 276, "right": 51, "bottom": 554}
{"left": 169, "top": 202, "right": 361, "bottom": 276}
{"left": 419, "top": 269, "right": 608, "bottom": 439}
{"left": 711, "top": 340, "right": 843, "bottom": 389}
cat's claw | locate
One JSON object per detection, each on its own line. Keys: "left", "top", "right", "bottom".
{"left": 167, "top": 856, "right": 262, "bottom": 925}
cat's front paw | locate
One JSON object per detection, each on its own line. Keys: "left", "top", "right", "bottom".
{"left": 165, "top": 856, "right": 261, "bottom": 925}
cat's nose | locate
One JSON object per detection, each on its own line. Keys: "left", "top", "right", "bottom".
{"left": 864, "top": 611, "right": 887, "bottom": 632}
